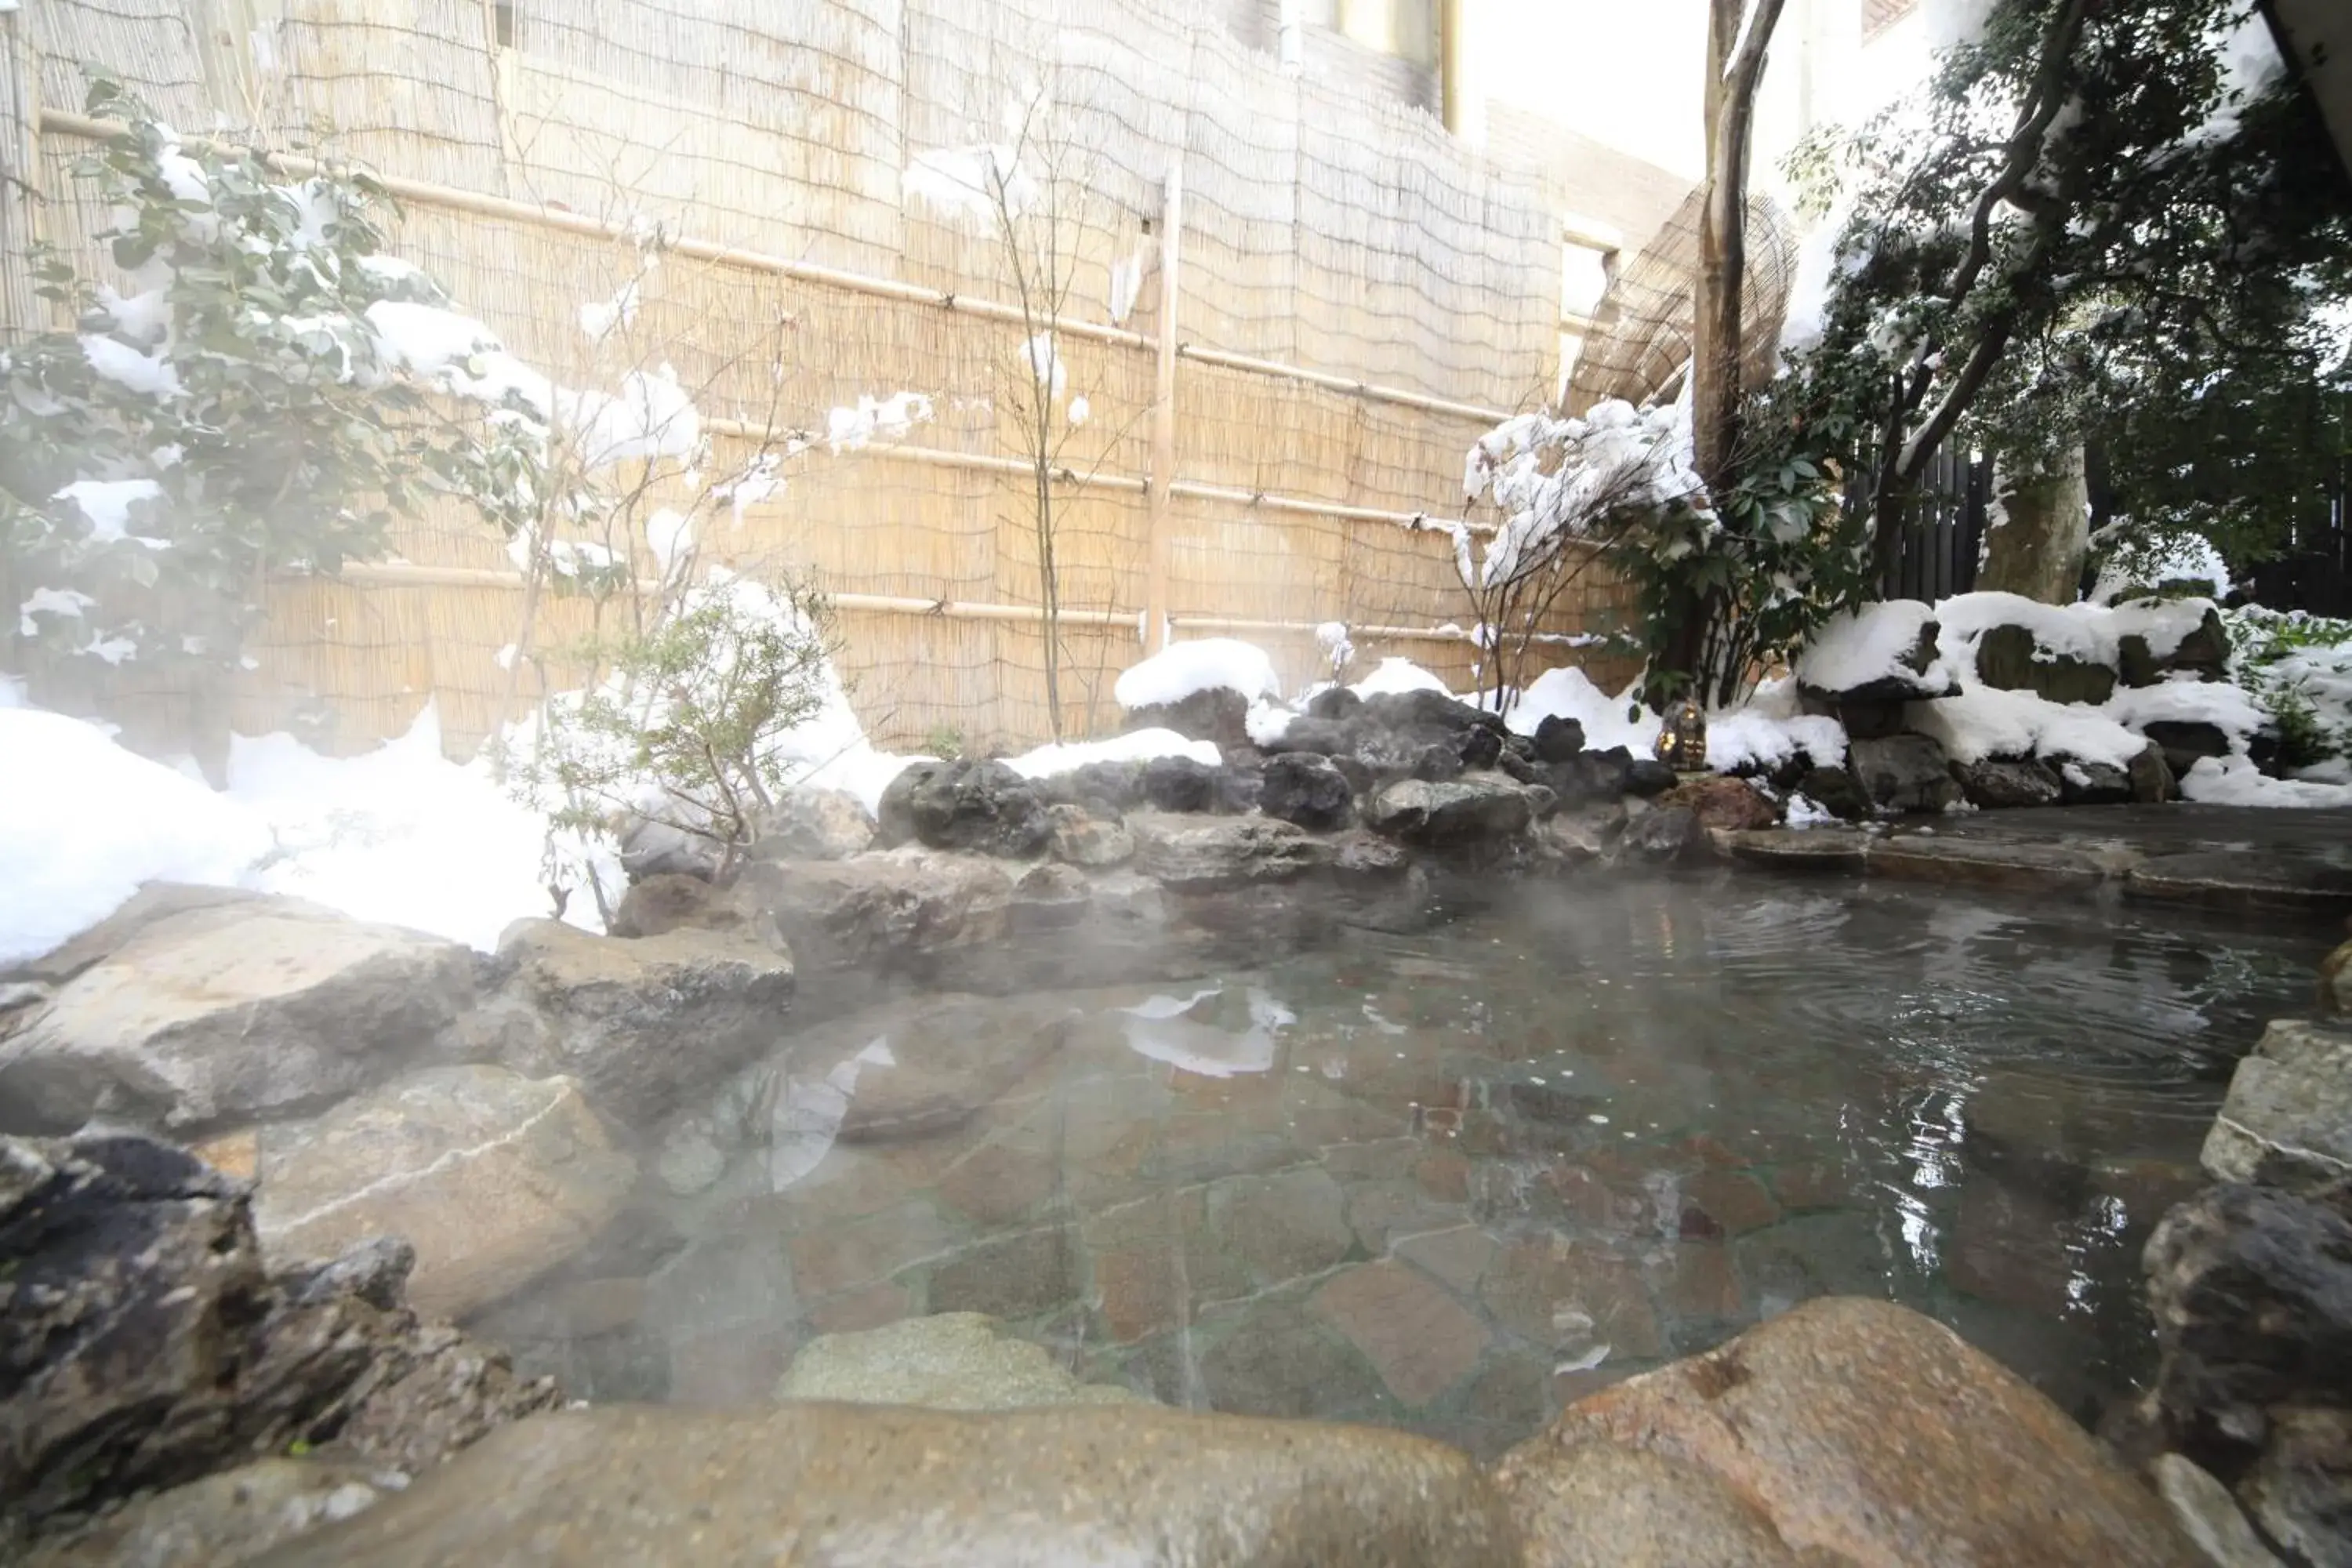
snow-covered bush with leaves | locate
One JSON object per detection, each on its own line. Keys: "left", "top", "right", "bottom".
{"left": 503, "top": 572, "right": 847, "bottom": 894}
{"left": 1458, "top": 395, "right": 1862, "bottom": 710}
{"left": 0, "top": 81, "right": 543, "bottom": 702}
{"left": 2222, "top": 604, "right": 2352, "bottom": 776}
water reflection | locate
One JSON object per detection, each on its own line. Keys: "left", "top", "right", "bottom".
{"left": 478, "top": 879, "right": 2328, "bottom": 1450}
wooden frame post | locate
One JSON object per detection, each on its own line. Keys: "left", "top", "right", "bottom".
{"left": 0, "top": 3, "right": 44, "bottom": 343}
{"left": 1145, "top": 162, "right": 1183, "bottom": 655}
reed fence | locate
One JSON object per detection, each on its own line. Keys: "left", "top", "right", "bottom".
{"left": 3, "top": 0, "right": 1650, "bottom": 759}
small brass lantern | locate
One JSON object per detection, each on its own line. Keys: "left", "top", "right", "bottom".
{"left": 1654, "top": 698, "right": 1708, "bottom": 773}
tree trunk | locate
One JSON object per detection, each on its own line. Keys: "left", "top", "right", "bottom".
{"left": 1979, "top": 445, "right": 2089, "bottom": 604}
{"left": 1693, "top": 0, "right": 1746, "bottom": 491}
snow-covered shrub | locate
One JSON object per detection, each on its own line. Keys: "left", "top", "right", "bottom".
{"left": 2223, "top": 604, "right": 2352, "bottom": 771}
{"left": 506, "top": 572, "right": 840, "bottom": 887}
{"left": 1459, "top": 394, "right": 1862, "bottom": 711}
{"left": 0, "top": 81, "right": 542, "bottom": 703}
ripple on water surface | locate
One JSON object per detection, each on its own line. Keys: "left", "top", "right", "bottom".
{"left": 477, "top": 877, "right": 2327, "bottom": 1457}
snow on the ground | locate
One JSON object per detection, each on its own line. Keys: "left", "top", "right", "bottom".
{"left": 1002, "top": 728, "right": 1220, "bottom": 779}
{"left": 1508, "top": 665, "right": 1660, "bottom": 753}
{"left": 227, "top": 704, "right": 615, "bottom": 953}
{"left": 1349, "top": 657, "right": 1452, "bottom": 699}
{"left": 2180, "top": 754, "right": 2352, "bottom": 808}
{"left": 0, "top": 709, "right": 274, "bottom": 966}
{"left": 1706, "top": 679, "right": 1848, "bottom": 771}
{"left": 1795, "top": 601, "right": 1951, "bottom": 694}
{"left": 1114, "top": 638, "right": 1281, "bottom": 710}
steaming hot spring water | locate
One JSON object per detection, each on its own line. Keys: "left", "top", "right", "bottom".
{"left": 475, "top": 875, "right": 2325, "bottom": 1457}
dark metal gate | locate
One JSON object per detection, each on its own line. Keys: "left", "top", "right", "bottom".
{"left": 1872, "top": 444, "right": 1990, "bottom": 603}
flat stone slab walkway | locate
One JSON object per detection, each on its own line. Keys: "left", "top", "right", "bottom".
{"left": 1726, "top": 804, "right": 2352, "bottom": 922}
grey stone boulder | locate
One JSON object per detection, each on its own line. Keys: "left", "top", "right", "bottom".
{"left": 2140, "top": 1182, "right": 2352, "bottom": 1466}
{"left": 1258, "top": 716, "right": 1352, "bottom": 757}
{"left": 2120, "top": 606, "right": 2231, "bottom": 687}
{"left": 1359, "top": 688, "right": 1504, "bottom": 738}
{"left": 2238, "top": 1406, "right": 2351, "bottom": 1568}
{"left": 1621, "top": 804, "right": 1707, "bottom": 862}
{"left": 1955, "top": 756, "right": 2064, "bottom": 809}
{"left": 1129, "top": 813, "right": 1335, "bottom": 890}
{"left": 2142, "top": 720, "right": 2234, "bottom": 779}
{"left": 876, "top": 760, "right": 1051, "bottom": 858}
{"left": 0, "top": 1131, "right": 557, "bottom": 1544}
{"left": 1363, "top": 776, "right": 1534, "bottom": 848}
{"left": 1351, "top": 728, "right": 1465, "bottom": 783}
{"left": 249, "top": 1402, "right": 1521, "bottom": 1568}
{"left": 2059, "top": 757, "right": 2137, "bottom": 805}
{"left": 1975, "top": 622, "right": 2119, "bottom": 705}
{"left": 1032, "top": 759, "right": 1148, "bottom": 813}
{"left": 736, "top": 848, "right": 1014, "bottom": 978}
{"left": 2130, "top": 741, "right": 2180, "bottom": 804}
{"left": 1497, "top": 1440, "right": 1816, "bottom": 1567}
{"left": 485, "top": 920, "right": 795, "bottom": 1127}
{"left": 1258, "top": 753, "right": 1355, "bottom": 830}
{"left": 2202, "top": 1018, "right": 2352, "bottom": 1192}
{"left": 0, "top": 896, "right": 477, "bottom": 1137}
{"left": 1848, "top": 734, "right": 1963, "bottom": 814}
{"left": 1504, "top": 1296, "right": 2204, "bottom": 1568}
{"left": 751, "top": 786, "right": 875, "bottom": 861}
{"left": 1624, "top": 757, "right": 1677, "bottom": 797}
{"left": 2325, "top": 938, "right": 2351, "bottom": 1018}
{"left": 776, "top": 1312, "right": 1144, "bottom": 1411}
{"left": 1122, "top": 686, "right": 1250, "bottom": 750}
{"left": 252, "top": 1065, "right": 637, "bottom": 1320}
{"left": 23, "top": 1456, "right": 408, "bottom": 1568}
{"left": 606, "top": 872, "right": 784, "bottom": 951}
{"left": 1044, "top": 804, "right": 1134, "bottom": 867}
{"left": 2147, "top": 1454, "right": 2288, "bottom": 1568}
{"left": 1306, "top": 684, "right": 1363, "bottom": 720}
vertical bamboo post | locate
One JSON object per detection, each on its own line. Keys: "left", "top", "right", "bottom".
{"left": 1145, "top": 162, "right": 1183, "bottom": 655}
{"left": 0, "top": 2, "right": 43, "bottom": 345}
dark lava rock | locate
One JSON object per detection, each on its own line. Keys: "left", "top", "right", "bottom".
{"left": 1820, "top": 695, "right": 1911, "bottom": 742}
{"left": 1533, "top": 715, "right": 1586, "bottom": 764}
{"left": 1848, "top": 735, "right": 1962, "bottom": 814}
{"left": 1259, "top": 753, "right": 1355, "bottom": 831}
{"left": 1360, "top": 688, "right": 1504, "bottom": 737}
{"left": 2140, "top": 1181, "right": 2352, "bottom": 1468}
{"left": 0, "top": 1132, "right": 556, "bottom": 1546}
{"left": 1954, "top": 757, "right": 2063, "bottom": 810}
{"left": 1122, "top": 687, "right": 1250, "bottom": 751}
{"left": 1330, "top": 753, "right": 1374, "bottom": 798}
{"left": 1494, "top": 748, "right": 1539, "bottom": 785}
{"left": 753, "top": 788, "right": 875, "bottom": 861}
{"left": 1456, "top": 725, "right": 1504, "bottom": 771}
{"left": 2141, "top": 721, "right": 2232, "bottom": 779}
{"left": 1548, "top": 746, "right": 1632, "bottom": 803}
{"left": 1622, "top": 805, "right": 1706, "bottom": 862}
{"left": 878, "top": 760, "right": 1052, "bottom": 857}
{"left": 1141, "top": 756, "right": 1220, "bottom": 814}
{"left": 1793, "top": 765, "right": 1871, "bottom": 821}
{"left": 1305, "top": 685, "right": 1363, "bottom": 721}
{"left": 1260, "top": 718, "right": 1350, "bottom": 757}
{"left": 1624, "top": 758, "right": 1676, "bottom": 798}
{"left": 2057, "top": 758, "right": 2135, "bottom": 806}
{"left": 1353, "top": 730, "right": 1465, "bottom": 784}
{"left": 1214, "top": 764, "right": 1264, "bottom": 815}
{"left": 1974, "top": 623, "right": 2118, "bottom": 706}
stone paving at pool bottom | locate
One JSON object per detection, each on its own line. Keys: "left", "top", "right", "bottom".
{"left": 1725, "top": 803, "right": 2352, "bottom": 920}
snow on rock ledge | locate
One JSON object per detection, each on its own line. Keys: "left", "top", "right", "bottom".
{"left": 1113, "top": 639, "right": 1280, "bottom": 710}
{"left": 0, "top": 710, "right": 273, "bottom": 967}
{"left": 1796, "top": 602, "right": 1955, "bottom": 699}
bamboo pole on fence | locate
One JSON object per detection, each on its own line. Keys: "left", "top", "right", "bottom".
{"left": 320, "top": 562, "right": 1569, "bottom": 646}
{"left": 35, "top": 109, "right": 1520, "bottom": 425}
{"left": 1145, "top": 163, "right": 1183, "bottom": 655}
